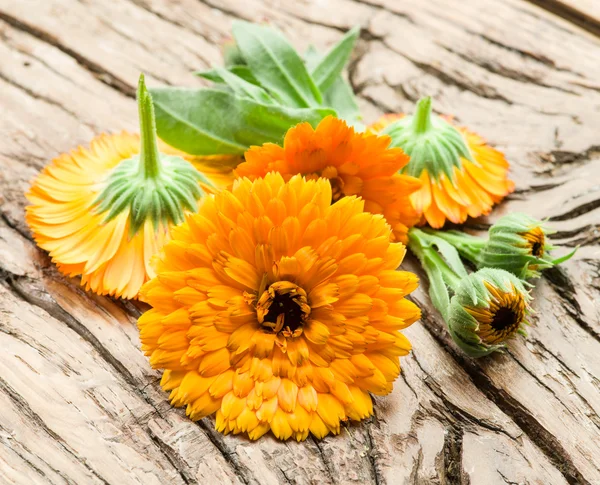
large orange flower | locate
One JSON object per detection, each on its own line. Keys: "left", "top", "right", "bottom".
{"left": 138, "top": 173, "right": 421, "bottom": 441}
{"left": 235, "top": 116, "right": 422, "bottom": 243}
{"left": 369, "top": 98, "right": 514, "bottom": 228}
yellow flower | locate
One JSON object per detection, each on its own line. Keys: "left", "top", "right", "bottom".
{"left": 235, "top": 116, "right": 422, "bottom": 243}
{"left": 138, "top": 173, "right": 421, "bottom": 441}
{"left": 25, "top": 75, "right": 230, "bottom": 299}
{"left": 369, "top": 98, "right": 514, "bottom": 228}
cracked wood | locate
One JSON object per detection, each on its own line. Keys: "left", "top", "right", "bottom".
{"left": 0, "top": 0, "right": 599, "bottom": 484}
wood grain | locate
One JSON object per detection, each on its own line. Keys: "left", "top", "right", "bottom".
{"left": 0, "top": 0, "right": 599, "bottom": 483}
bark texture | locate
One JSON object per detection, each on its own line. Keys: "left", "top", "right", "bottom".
{"left": 0, "top": 0, "right": 599, "bottom": 484}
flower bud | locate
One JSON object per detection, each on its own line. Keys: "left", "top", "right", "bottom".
{"left": 478, "top": 213, "right": 573, "bottom": 279}
{"left": 447, "top": 268, "right": 530, "bottom": 357}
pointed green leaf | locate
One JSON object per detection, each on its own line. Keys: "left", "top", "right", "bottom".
{"left": 214, "top": 67, "right": 276, "bottom": 105}
{"left": 551, "top": 246, "right": 578, "bottom": 265}
{"left": 151, "top": 87, "right": 335, "bottom": 156}
{"left": 428, "top": 234, "right": 469, "bottom": 278}
{"left": 232, "top": 21, "right": 322, "bottom": 108}
{"left": 423, "top": 257, "right": 451, "bottom": 320}
{"left": 305, "top": 44, "right": 362, "bottom": 128}
{"left": 322, "top": 76, "right": 362, "bottom": 128}
{"left": 195, "top": 65, "right": 259, "bottom": 86}
{"left": 311, "top": 26, "right": 359, "bottom": 93}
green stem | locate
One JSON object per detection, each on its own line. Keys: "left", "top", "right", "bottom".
{"left": 137, "top": 74, "right": 161, "bottom": 179}
{"left": 408, "top": 228, "right": 464, "bottom": 320}
{"left": 422, "top": 228, "right": 486, "bottom": 265}
{"left": 411, "top": 96, "right": 433, "bottom": 134}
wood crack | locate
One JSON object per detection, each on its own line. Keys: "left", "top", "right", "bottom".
{"left": 195, "top": 419, "right": 255, "bottom": 485}
{"left": 309, "top": 436, "right": 338, "bottom": 485}
{"left": 439, "top": 44, "right": 581, "bottom": 96}
{"left": 0, "top": 10, "right": 135, "bottom": 97}
{"left": 0, "top": 268, "right": 215, "bottom": 483}
{"left": 149, "top": 434, "right": 197, "bottom": 485}
{"left": 0, "top": 376, "right": 111, "bottom": 484}
{"left": 523, "top": 0, "right": 600, "bottom": 39}
{"left": 380, "top": 43, "right": 514, "bottom": 105}
{"left": 0, "top": 71, "right": 98, "bottom": 131}
{"left": 544, "top": 267, "right": 600, "bottom": 344}
{"left": 442, "top": 423, "right": 465, "bottom": 485}
{"left": 364, "top": 418, "right": 383, "bottom": 485}
{"left": 467, "top": 30, "right": 585, "bottom": 77}
{"left": 418, "top": 306, "right": 590, "bottom": 485}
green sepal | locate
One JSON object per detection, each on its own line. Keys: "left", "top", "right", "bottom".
{"left": 382, "top": 97, "right": 474, "bottom": 180}
{"left": 94, "top": 74, "right": 211, "bottom": 237}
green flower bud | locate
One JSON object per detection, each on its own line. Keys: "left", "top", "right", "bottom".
{"left": 94, "top": 74, "right": 212, "bottom": 237}
{"left": 447, "top": 268, "right": 530, "bottom": 358}
{"left": 478, "top": 213, "right": 575, "bottom": 279}
{"left": 381, "top": 96, "right": 474, "bottom": 181}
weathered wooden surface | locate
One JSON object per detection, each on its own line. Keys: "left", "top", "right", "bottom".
{"left": 0, "top": 0, "right": 599, "bottom": 483}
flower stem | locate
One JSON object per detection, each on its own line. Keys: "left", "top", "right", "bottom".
{"left": 137, "top": 74, "right": 161, "bottom": 179}
{"left": 411, "top": 96, "right": 433, "bottom": 134}
{"left": 422, "top": 228, "right": 486, "bottom": 265}
{"left": 409, "top": 227, "right": 466, "bottom": 320}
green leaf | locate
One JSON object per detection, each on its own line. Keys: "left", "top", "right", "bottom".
{"left": 231, "top": 21, "right": 322, "bottom": 108}
{"left": 222, "top": 41, "right": 245, "bottom": 66}
{"left": 195, "top": 65, "right": 259, "bottom": 86}
{"left": 428, "top": 234, "right": 469, "bottom": 278}
{"left": 322, "top": 76, "right": 362, "bottom": 128}
{"left": 311, "top": 26, "right": 359, "bottom": 93}
{"left": 423, "top": 257, "right": 451, "bottom": 320}
{"left": 551, "top": 246, "right": 578, "bottom": 265}
{"left": 304, "top": 45, "right": 320, "bottom": 70}
{"left": 305, "top": 44, "right": 362, "bottom": 128}
{"left": 214, "top": 67, "right": 275, "bottom": 105}
{"left": 151, "top": 87, "right": 335, "bottom": 155}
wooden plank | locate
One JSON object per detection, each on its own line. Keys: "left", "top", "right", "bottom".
{"left": 0, "top": 0, "right": 599, "bottom": 483}
{"left": 526, "top": 0, "right": 600, "bottom": 36}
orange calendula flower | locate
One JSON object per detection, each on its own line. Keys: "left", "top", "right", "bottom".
{"left": 369, "top": 97, "right": 514, "bottom": 228}
{"left": 138, "top": 173, "right": 421, "bottom": 441}
{"left": 235, "top": 116, "right": 422, "bottom": 243}
{"left": 25, "top": 75, "right": 230, "bottom": 299}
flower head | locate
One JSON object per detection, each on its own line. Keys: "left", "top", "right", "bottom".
{"left": 447, "top": 268, "right": 530, "bottom": 357}
{"left": 235, "top": 116, "right": 422, "bottom": 243}
{"left": 138, "top": 173, "right": 421, "bottom": 441}
{"left": 25, "top": 75, "right": 222, "bottom": 299}
{"left": 478, "top": 213, "right": 575, "bottom": 279}
{"left": 369, "top": 97, "right": 514, "bottom": 228}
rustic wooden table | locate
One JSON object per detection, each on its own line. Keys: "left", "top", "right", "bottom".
{"left": 0, "top": 1, "right": 599, "bottom": 484}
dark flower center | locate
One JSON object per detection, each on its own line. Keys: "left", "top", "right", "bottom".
{"left": 256, "top": 281, "right": 310, "bottom": 338}
{"left": 491, "top": 306, "right": 520, "bottom": 332}
{"left": 531, "top": 241, "right": 543, "bottom": 257}
{"left": 521, "top": 227, "right": 545, "bottom": 258}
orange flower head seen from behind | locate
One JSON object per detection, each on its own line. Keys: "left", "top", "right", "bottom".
{"left": 369, "top": 97, "right": 514, "bottom": 228}
{"left": 138, "top": 173, "right": 421, "bottom": 441}
{"left": 25, "top": 75, "right": 232, "bottom": 299}
{"left": 236, "top": 116, "right": 422, "bottom": 243}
